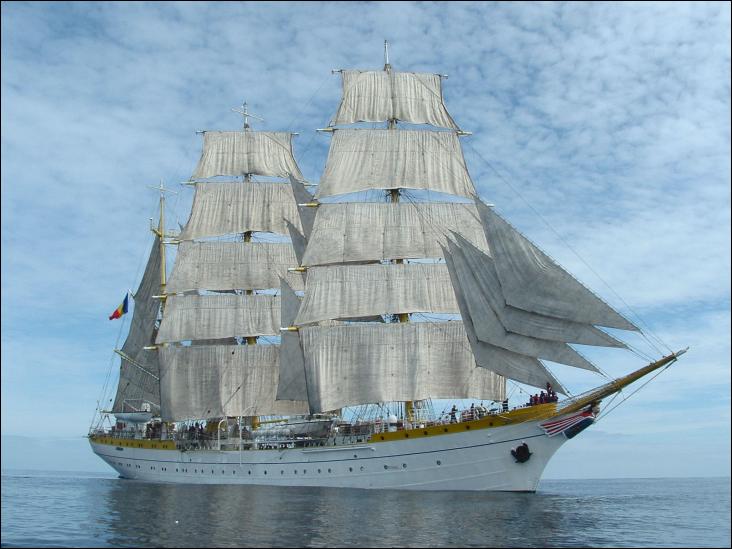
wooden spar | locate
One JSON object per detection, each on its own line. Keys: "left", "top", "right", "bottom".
{"left": 558, "top": 348, "right": 689, "bottom": 416}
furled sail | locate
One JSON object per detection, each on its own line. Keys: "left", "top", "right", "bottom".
{"left": 191, "top": 131, "right": 303, "bottom": 180}
{"left": 276, "top": 279, "right": 310, "bottom": 404}
{"left": 331, "top": 70, "right": 459, "bottom": 129}
{"left": 450, "top": 232, "right": 625, "bottom": 347}
{"left": 294, "top": 263, "right": 458, "bottom": 326}
{"left": 317, "top": 130, "right": 476, "bottom": 199}
{"left": 159, "top": 344, "right": 309, "bottom": 421}
{"left": 178, "top": 182, "right": 303, "bottom": 240}
{"left": 299, "top": 322, "right": 505, "bottom": 412}
{"left": 113, "top": 237, "right": 162, "bottom": 414}
{"left": 155, "top": 294, "right": 280, "bottom": 343}
{"left": 166, "top": 241, "right": 304, "bottom": 293}
{"left": 301, "top": 202, "right": 488, "bottom": 266}
{"left": 475, "top": 200, "right": 638, "bottom": 331}
{"left": 442, "top": 242, "right": 567, "bottom": 394}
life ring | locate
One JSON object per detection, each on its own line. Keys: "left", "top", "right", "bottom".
{"left": 511, "top": 442, "right": 532, "bottom": 463}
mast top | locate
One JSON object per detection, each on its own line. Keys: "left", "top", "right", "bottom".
{"left": 231, "top": 101, "right": 264, "bottom": 131}
{"left": 384, "top": 40, "right": 391, "bottom": 72}
{"left": 146, "top": 180, "right": 177, "bottom": 199}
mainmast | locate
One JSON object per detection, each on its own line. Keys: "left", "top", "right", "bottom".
{"left": 286, "top": 44, "right": 506, "bottom": 415}
{"left": 383, "top": 41, "right": 413, "bottom": 423}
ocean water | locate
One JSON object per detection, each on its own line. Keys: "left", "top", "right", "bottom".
{"left": 1, "top": 471, "right": 729, "bottom": 548}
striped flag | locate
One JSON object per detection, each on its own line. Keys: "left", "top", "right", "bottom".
{"left": 540, "top": 410, "right": 594, "bottom": 437}
{"left": 108, "top": 293, "right": 129, "bottom": 320}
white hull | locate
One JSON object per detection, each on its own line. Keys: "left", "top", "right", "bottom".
{"left": 90, "top": 419, "right": 571, "bottom": 491}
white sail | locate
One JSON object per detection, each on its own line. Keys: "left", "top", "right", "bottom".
{"left": 476, "top": 200, "right": 638, "bottom": 331}
{"left": 191, "top": 131, "right": 303, "bottom": 180}
{"left": 178, "top": 182, "right": 303, "bottom": 240}
{"left": 317, "top": 130, "right": 476, "bottom": 199}
{"left": 276, "top": 279, "right": 310, "bottom": 404}
{"left": 444, "top": 238, "right": 597, "bottom": 371}
{"left": 450, "top": 232, "right": 625, "bottom": 347}
{"left": 331, "top": 70, "right": 459, "bottom": 129}
{"left": 285, "top": 220, "right": 308, "bottom": 267}
{"left": 301, "top": 202, "right": 488, "bottom": 266}
{"left": 113, "top": 237, "right": 161, "bottom": 413}
{"left": 159, "top": 344, "right": 309, "bottom": 421}
{"left": 294, "top": 263, "right": 458, "bottom": 326}
{"left": 155, "top": 294, "right": 280, "bottom": 343}
{"left": 289, "top": 175, "right": 316, "bottom": 237}
{"left": 299, "top": 322, "right": 505, "bottom": 413}
{"left": 167, "top": 241, "right": 304, "bottom": 293}
{"left": 442, "top": 243, "right": 567, "bottom": 394}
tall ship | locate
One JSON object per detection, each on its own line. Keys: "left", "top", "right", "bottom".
{"left": 89, "top": 46, "right": 687, "bottom": 491}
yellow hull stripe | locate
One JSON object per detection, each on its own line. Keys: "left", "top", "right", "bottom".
{"left": 369, "top": 403, "right": 558, "bottom": 443}
{"left": 90, "top": 435, "right": 176, "bottom": 450}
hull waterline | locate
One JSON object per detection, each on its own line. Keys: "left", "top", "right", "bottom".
{"left": 90, "top": 417, "right": 575, "bottom": 491}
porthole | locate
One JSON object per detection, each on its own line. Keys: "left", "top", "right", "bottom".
{"left": 328, "top": 468, "right": 332, "bottom": 473}
{"left": 383, "top": 465, "right": 388, "bottom": 470}
{"left": 360, "top": 466, "right": 364, "bottom": 471}
{"left": 444, "top": 428, "right": 449, "bottom": 432}
{"left": 318, "top": 469, "right": 322, "bottom": 474}
{"left": 423, "top": 431, "right": 429, "bottom": 435}
{"left": 248, "top": 471, "right": 251, "bottom": 475}
{"left": 436, "top": 460, "right": 441, "bottom": 466}
{"left": 402, "top": 463, "right": 407, "bottom": 468}
{"left": 264, "top": 471, "right": 268, "bottom": 475}
{"left": 353, "top": 454, "right": 358, "bottom": 458}
{"left": 348, "top": 467, "right": 353, "bottom": 472}
{"left": 281, "top": 471, "right": 284, "bottom": 475}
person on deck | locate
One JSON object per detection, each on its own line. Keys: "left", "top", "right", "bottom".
{"left": 450, "top": 405, "right": 457, "bottom": 423}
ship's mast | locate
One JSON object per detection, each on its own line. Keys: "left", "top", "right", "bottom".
{"left": 148, "top": 180, "right": 176, "bottom": 295}
{"left": 232, "top": 101, "right": 264, "bottom": 347}
{"left": 383, "top": 42, "right": 415, "bottom": 424}
{"left": 233, "top": 101, "right": 262, "bottom": 431}
{"left": 149, "top": 181, "right": 174, "bottom": 420}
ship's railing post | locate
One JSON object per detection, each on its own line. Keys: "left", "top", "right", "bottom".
{"left": 217, "top": 418, "right": 227, "bottom": 451}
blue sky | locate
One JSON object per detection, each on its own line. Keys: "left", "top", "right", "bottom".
{"left": 1, "top": 1, "right": 730, "bottom": 478}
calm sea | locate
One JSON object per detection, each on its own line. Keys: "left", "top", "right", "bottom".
{"left": 1, "top": 471, "right": 729, "bottom": 548}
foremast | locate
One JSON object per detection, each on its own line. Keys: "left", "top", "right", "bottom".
{"left": 153, "top": 100, "right": 309, "bottom": 424}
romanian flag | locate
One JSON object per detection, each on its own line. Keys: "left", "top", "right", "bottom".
{"left": 109, "top": 294, "right": 129, "bottom": 320}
